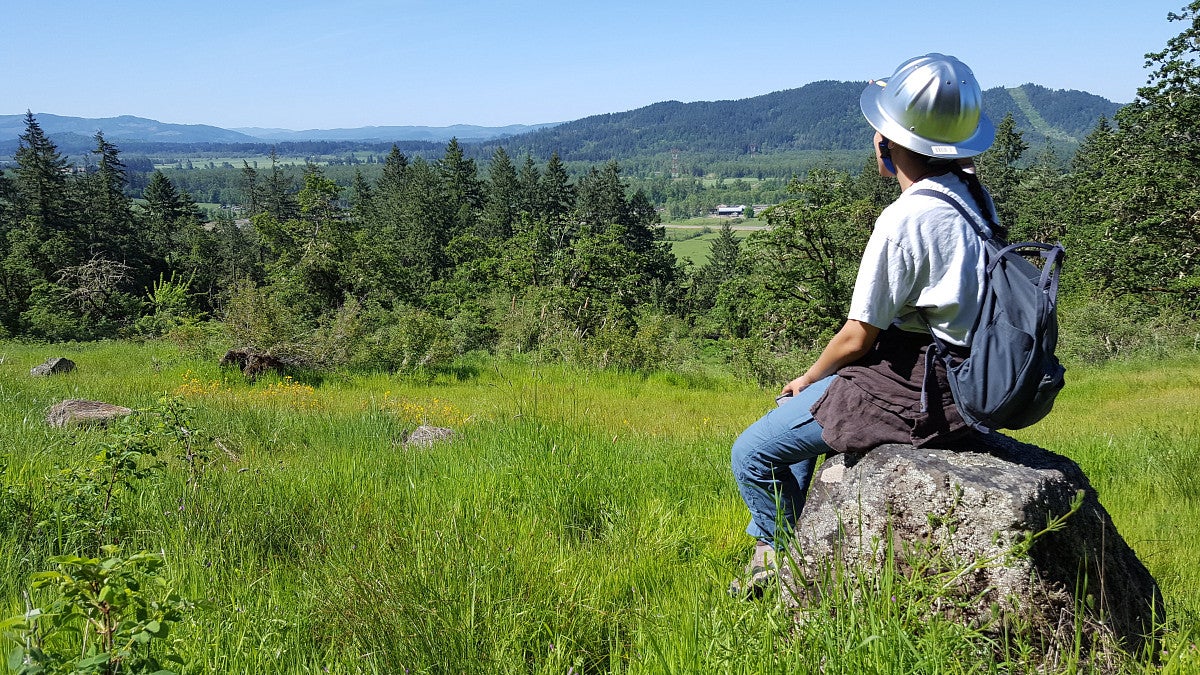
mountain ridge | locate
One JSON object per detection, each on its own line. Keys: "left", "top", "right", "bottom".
{"left": 2, "top": 81, "right": 1122, "bottom": 159}
{"left": 489, "top": 82, "right": 1121, "bottom": 161}
{"left": 0, "top": 113, "right": 560, "bottom": 147}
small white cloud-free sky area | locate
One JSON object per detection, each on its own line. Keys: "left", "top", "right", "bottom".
{"left": 1, "top": 0, "right": 1188, "bottom": 130}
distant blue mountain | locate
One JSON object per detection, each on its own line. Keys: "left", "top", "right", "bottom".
{"left": 0, "top": 113, "right": 560, "bottom": 147}
{"left": 233, "top": 123, "right": 560, "bottom": 143}
{"left": 0, "top": 113, "right": 260, "bottom": 144}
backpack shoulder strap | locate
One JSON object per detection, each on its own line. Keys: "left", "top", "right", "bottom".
{"left": 910, "top": 188, "right": 993, "bottom": 242}
{"left": 908, "top": 188, "right": 986, "bottom": 417}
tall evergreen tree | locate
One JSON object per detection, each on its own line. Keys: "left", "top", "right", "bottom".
{"left": 143, "top": 170, "right": 198, "bottom": 231}
{"left": 0, "top": 168, "right": 19, "bottom": 333}
{"left": 263, "top": 149, "right": 298, "bottom": 222}
{"left": 481, "top": 147, "right": 519, "bottom": 240}
{"left": 1010, "top": 145, "right": 1069, "bottom": 243}
{"left": 975, "top": 113, "right": 1027, "bottom": 229}
{"left": 516, "top": 153, "right": 541, "bottom": 216}
{"left": 3, "top": 113, "right": 78, "bottom": 333}
{"left": 540, "top": 152, "right": 576, "bottom": 247}
{"left": 438, "top": 138, "right": 483, "bottom": 237}
{"left": 349, "top": 169, "right": 373, "bottom": 223}
{"left": 377, "top": 145, "right": 409, "bottom": 196}
{"left": 574, "top": 161, "right": 630, "bottom": 235}
{"left": 81, "top": 132, "right": 138, "bottom": 264}
{"left": 1068, "top": 3, "right": 1200, "bottom": 312}
{"left": 240, "top": 161, "right": 263, "bottom": 216}
{"left": 12, "top": 111, "right": 72, "bottom": 235}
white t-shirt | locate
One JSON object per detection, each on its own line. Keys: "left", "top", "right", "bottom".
{"left": 847, "top": 174, "right": 994, "bottom": 347}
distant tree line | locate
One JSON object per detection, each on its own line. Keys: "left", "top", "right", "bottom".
{"left": 2, "top": 5, "right": 1197, "bottom": 375}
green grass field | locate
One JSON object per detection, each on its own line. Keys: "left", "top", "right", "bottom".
{"left": 152, "top": 152, "right": 381, "bottom": 171}
{"left": 1, "top": 341, "right": 1197, "bottom": 673}
{"left": 663, "top": 224, "right": 757, "bottom": 265}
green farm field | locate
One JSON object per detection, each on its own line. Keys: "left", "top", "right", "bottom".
{"left": 663, "top": 223, "right": 757, "bottom": 265}
{"left": 1, "top": 340, "right": 1198, "bottom": 672}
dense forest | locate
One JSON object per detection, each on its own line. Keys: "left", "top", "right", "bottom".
{"left": 2, "top": 7, "right": 1198, "bottom": 381}
{"left": 481, "top": 82, "right": 1119, "bottom": 162}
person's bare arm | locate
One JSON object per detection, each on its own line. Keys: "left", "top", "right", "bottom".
{"left": 780, "top": 319, "right": 881, "bottom": 396}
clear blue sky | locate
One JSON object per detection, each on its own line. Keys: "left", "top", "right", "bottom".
{"left": 1, "top": 0, "right": 1187, "bottom": 130}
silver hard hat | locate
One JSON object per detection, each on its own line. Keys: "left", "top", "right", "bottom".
{"left": 860, "top": 53, "right": 995, "bottom": 158}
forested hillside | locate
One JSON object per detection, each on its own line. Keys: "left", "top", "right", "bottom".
{"left": 495, "top": 82, "right": 1120, "bottom": 161}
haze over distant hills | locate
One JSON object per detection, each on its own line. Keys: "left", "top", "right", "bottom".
{"left": 2, "top": 81, "right": 1121, "bottom": 159}
{"left": 232, "top": 123, "right": 559, "bottom": 143}
{"left": 0, "top": 114, "right": 557, "bottom": 150}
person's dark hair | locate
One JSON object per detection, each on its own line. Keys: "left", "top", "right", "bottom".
{"left": 946, "top": 162, "right": 1008, "bottom": 241}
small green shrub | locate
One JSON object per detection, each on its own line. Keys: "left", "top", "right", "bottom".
{"left": 1058, "top": 293, "right": 1197, "bottom": 364}
{"left": 362, "top": 306, "right": 455, "bottom": 373}
{"left": 4, "top": 546, "right": 193, "bottom": 675}
{"left": 219, "top": 278, "right": 310, "bottom": 360}
{"left": 132, "top": 273, "right": 204, "bottom": 338}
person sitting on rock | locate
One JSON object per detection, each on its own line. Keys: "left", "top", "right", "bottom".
{"left": 730, "top": 53, "right": 1001, "bottom": 595}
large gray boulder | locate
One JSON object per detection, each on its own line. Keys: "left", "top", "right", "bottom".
{"left": 30, "top": 357, "right": 76, "bottom": 377}
{"left": 46, "top": 399, "right": 133, "bottom": 428}
{"left": 787, "top": 435, "right": 1162, "bottom": 659}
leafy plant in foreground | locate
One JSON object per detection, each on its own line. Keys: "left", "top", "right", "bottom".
{"left": 3, "top": 398, "right": 209, "bottom": 673}
{"left": 34, "top": 425, "right": 162, "bottom": 557}
{"left": 3, "top": 546, "right": 192, "bottom": 675}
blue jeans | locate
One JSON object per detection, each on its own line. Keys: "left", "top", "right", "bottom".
{"left": 731, "top": 375, "right": 835, "bottom": 548}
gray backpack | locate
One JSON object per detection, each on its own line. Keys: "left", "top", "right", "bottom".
{"left": 913, "top": 189, "right": 1066, "bottom": 433}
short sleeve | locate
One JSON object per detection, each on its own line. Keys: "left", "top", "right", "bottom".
{"left": 846, "top": 227, "right": 917, "bottom": 330}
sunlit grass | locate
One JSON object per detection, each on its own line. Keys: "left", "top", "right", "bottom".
{"left": 2, "top": 339, "right": 1198, "bottom": 672}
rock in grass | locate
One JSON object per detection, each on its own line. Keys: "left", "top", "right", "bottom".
{"left": 787, "top": 436, "right": 1162, "bottom": 663}
{"left": 46, "top": 399, "right": 133, "bottom": 428}
{"left": 30, "top": 357, "right": 76, "bottom": 377}
{"left": 403, "top": 425, "right": 454, "bottom": 448}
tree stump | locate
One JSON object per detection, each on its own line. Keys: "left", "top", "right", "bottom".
{"left": 220, "top": 348, "right": 284, "bottom": 379}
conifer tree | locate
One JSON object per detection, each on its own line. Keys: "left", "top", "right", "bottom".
{"left": 438, "top": 138, "right": 483, "bottom": 237}
{"left": 516, "top": 153, "right": 541, "bottom": 216}
{"left": 575, "top": 162, "right": 632, "bottom": 233}
{"left": 82, "top": 132, "right": 137, "bottom": 264}
{"left": 240, "top": 161, "right": 263, "bottom": 216}
{"left": 540, "top": 152, "right": 576, "bottom": 246}
{"left": 3, "top": 113, "right": 78, "bottom": 332}
{"left": 13, "top": 111, "right": 71, "bottom": 234}
{"left": 975, "top": 113, "right": 1027, "bottom": 229}
{"left": 481, "top": 147, "right": 519, "bottom": 240}
{"left": 377, "top": 145, "right": 409, "bottom": 196}
{"left": 263, "top": 149, "right": 298, "bottom": 222}
{"left": 349, "top": 170, "right": 373, "bottom": 223}
{"left": 1067, "top": 3, "right": 1200, "bottom": 312}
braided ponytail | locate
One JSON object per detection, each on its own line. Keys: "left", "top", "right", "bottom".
{"left": 947, "top": 162, "right": 1008, "bottom": 241}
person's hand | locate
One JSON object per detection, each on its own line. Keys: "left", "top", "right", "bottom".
{"left": 780, "top": 375, "right": 812, "bottom": 398}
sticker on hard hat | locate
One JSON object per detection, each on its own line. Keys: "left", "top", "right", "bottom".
{"left": 929, "top": 145, "right": 959, "bottom": 155}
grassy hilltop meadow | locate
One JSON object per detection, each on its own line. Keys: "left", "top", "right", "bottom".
{"left": 1, "top": 342, "right": 1198, "bottom": 673}
{"left": 5, "top": 6, "right": 1200, "bottom": 670}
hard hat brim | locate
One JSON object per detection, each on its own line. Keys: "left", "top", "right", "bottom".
{"left": 860, "top": 78, "right": 995, "bottom": 158}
